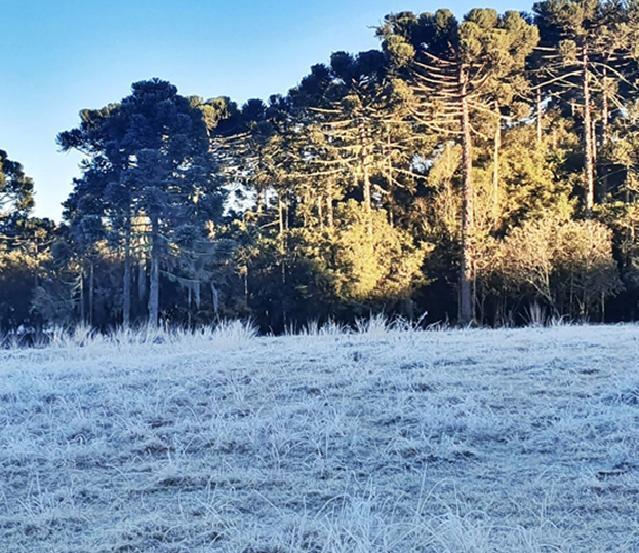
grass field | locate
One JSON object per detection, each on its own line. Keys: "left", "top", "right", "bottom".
{"left": 1, "top": 321, "right": 639, "bottom": 552}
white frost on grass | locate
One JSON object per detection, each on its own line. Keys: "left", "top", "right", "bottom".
{"left": 1, "top": 322, "right": 639, "bottom": 552}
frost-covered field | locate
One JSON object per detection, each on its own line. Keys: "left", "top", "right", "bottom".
{"left": 1, "top": 322, "right": 639, "bottom": 552}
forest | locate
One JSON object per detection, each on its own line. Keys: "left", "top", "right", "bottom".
{"left": 2, "top": 0, "right": 639, "bottom": 333}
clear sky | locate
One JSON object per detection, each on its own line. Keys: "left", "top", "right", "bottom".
{"left": 1, "top": 0, "right": 531, "bottom": 221}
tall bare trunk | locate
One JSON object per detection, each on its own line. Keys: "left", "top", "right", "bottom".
{"left": 79, "top": 267, "right": 85, "bottom": 324}
{"left": 123, "top": 222, "right": 131, "bottom": 327}
{"left": 88, "top": 260, "right": 94, "bottom": 327}
{"left": 492, "top": 102, "right": 501, "bottom": 230}
{"left": 138, "top": 255, "right": 146, "bottom": 301}
{"left": 243, "top": 267, "right": 249, "bottom": 308}
{"left": 602, "top": 68, "right": 609, "bottom": 200}
{"left": 148, "top": 215, "right": 160, "bottom": 326}
{"left": 592, "top": 117, "right": 597, "bottom": 170}
{"left": 277, "top": 193, "right": 286, "bottom": 285}
{"left": 317, "top": 196, "right": 324, "bottom": 228}
{"left": 536, "top": 87, "right": 543, "bottom": 145}
{"left": 583, "top": 49, "right": 595, "bottom": 214}
{"left": 386, "top": 123, "right": 396, "bottom": 228}
{"left": 256, "top": 188, "right": 265, "bottom": 215}
{"left": 602, "top": 71, "right": 609, "bottom": 143}
{"left": 363, "top": 163, "right": 372, "bottom": 237}
{"left": 357, "top": 118, "right": 373, "bottom": 237}
{"left": 277, "top": 195, "right": 285, "bottom": 245}
{"left": 460, "top": 67, "right": 474, "bottom": 325}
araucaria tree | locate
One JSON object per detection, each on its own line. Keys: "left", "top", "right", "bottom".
{"left": 378, "top": 9, "right": 539, "bottom": 323}
{"left": 533, "top": 0, "right": 638, "bottom": 213}
{"left": 58, "top": 79, "right": 226, "bottom": 326}
{"left": 0, "top": 149, "right": 34, "bottom": 223}
{"left": 5, "top": 2, "right": 639, "bottom": 333}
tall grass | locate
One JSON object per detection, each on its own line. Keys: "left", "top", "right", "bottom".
{"left": 0, "top": 310, "right": 592, "bottom": 353}
{"left": 2, "top": 319, "right": 259, "bottom": 353}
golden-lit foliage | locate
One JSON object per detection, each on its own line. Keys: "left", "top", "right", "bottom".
{"left": 480, "top": 216, "right": 622, "bottom": 318}
{"left": 322, "top": 201, "right": 430, "bottom": 302}
{"left": 7, "top": 2, "right": 639, "bottom": 331}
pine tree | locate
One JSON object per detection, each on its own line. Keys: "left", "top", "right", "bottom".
{"left": 533, "top": 0, "right": 638, "bottom": 212}
{"left": 59, "top": 79, "right": 226, "bottom": 326}
{"left": 379, "top": 8, "right": 539, "bottom": 324}
{"left": 0, "top": 149, "right": 35, "bottom": 224}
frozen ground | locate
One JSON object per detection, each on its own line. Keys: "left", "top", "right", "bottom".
{"left": 1, "top": 321, "right": 639, "bottom": 552}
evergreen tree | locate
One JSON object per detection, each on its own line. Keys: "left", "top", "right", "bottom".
{"left": 59, "top": 79, "right": 226, "bottom": 326}
{"left": 533, "top": 0, "right": 638, "bottom": 211}
{"left": 378, "top": 8, "right": 539, "bottom": 323}
{"left": 0, "top": 149, "right": 35, "bottom": 226}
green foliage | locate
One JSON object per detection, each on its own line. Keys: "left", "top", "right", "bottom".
{"left": 493, "top": 125, "right": 575, "bottom": 229}
{"left": 6, "top": 2, "right": 639, "bottom": 330}
{"left": 240, "top": 202, "right": 429, "bottom": 330}
{"left": 315, "top": 201, "right": 429, "bottom": 304}
{"left": 57, "top": 79, "right": 228, "bottom": 326}
{"left": 0, "top": 250, "right": 41, "bottom": 330}
{"left": 0, "top": 149, "right": 34, "bottom": 219}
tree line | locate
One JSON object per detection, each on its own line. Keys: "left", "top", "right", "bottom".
{"left": 3, "top": 0, "right": 639, "bottom": 333}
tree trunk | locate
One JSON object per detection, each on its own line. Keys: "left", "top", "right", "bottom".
{"left": 625, "top": 173, "right": 632, "bottom": 270}
{"left": 492, "top": 102, "right": 501, "bottom": 230}
{"left": 358, "top": 118, "right": 373, "bottom": 237}
{"left": 317, "top": 196, "right": 324, "bottom": 228}
{"left": 602, "top": 71, "right": 609, "bottom": 143}
{"left": 210, "top": 283, "right": 220, "bottom": 317}
{"left": 277, "top": 195, "right": 285, "bottom": 246}
{"left": 536, "top": 87, "right": 543, "bottom": 145}
{"left": 601, "top": 68, "right": 609, "bottom": 200}
{"left": 460, "top": 67, "right": 474, "bottom": 325}
{"left": 79, "top": 267, "right": 85, "bottom": 325}
{"left": 582, "top": 49, "right": 595, "bottom": 214}
{"left": 123, "top": 223, "right": 131, "bottom": 327}
{"left": 386, "top": 123, "right": 395, "bottom": 229}
{"left": 148, "top": 215, "right": 160, "bottom": 326}
{"left": 243, "top": 267, "right": 249, "bottom": 308}
{"left": 88, "top": 260, "right": 94, "bottom": 327}
{"left": 325, "top": 179, "right": 334, "bottom": 229}
{"left": 592, "top": 117, "right": 597, "bottom": 174}
{"left": 256, "top": 188, "right": 265, "bottom": 215}
{"left": 363, "top": 163, "right": 372, "bottom": 237}
{"left": 277, "top": 193, "right": 286, "bottom": 285}
{"left": 138, "top": 256, "right": 147, "bottom": 301}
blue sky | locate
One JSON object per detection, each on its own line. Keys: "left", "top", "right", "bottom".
{"left": 1, "top": 0, "right": 531, "bottom": 221}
